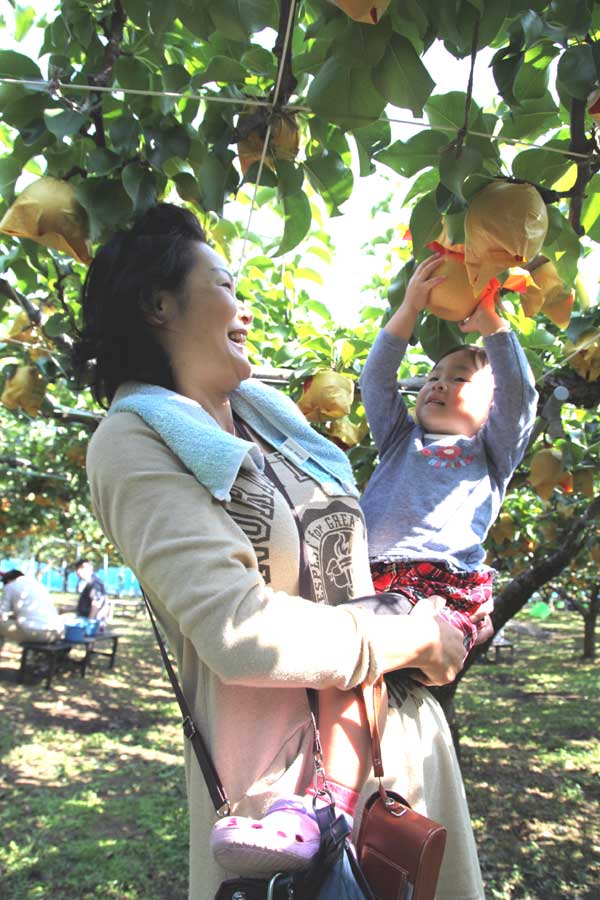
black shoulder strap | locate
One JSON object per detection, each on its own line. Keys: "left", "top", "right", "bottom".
{"left": 141, "top": 589, "right": 231, "bottom": 816}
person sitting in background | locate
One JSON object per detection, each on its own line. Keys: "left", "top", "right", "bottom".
{"left": 74, "top": 558, "right": 109, "bottom": 623}
{"left": 0, "top": 569, "right": 64, "bottom": 645}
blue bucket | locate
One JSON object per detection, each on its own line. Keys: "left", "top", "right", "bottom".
{"left": 65, "top": 622, "right": 87, "bottom": 642}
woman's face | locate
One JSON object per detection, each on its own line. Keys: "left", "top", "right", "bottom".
{"left": 164, "top": 242, "right": 253, "bottom": 390}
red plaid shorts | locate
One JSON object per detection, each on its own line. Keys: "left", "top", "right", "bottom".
{"left": 371, "top": 559, "right": 494, "bottom": 653}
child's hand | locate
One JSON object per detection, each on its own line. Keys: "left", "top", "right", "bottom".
{"left": 458, "top": 289, "right": 507, "bottom": 337}
{"left": 403, "top": 254, "right": 446, "bottom": 313}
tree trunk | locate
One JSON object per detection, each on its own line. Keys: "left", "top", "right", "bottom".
{"left": 583, "top": 612, "right": 596, "bottom": 659}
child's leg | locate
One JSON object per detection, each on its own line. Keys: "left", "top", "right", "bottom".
{"left": 210, "top": 681, "right": 387, "bottom": 875}
{"left": 312, "top": 678, "right": 388, "bottom": 819}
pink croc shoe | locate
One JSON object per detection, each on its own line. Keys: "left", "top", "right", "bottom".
{"left": 210, "top": 797, "right": 321, "bottom": 876}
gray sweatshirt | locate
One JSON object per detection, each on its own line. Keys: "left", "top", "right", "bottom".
{"left": 360, "top": 329, "right": 538, "bottom": 572}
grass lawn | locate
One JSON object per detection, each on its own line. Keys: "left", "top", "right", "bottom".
{"left": 0, "top": 601, "right": 598, "bottom": 899}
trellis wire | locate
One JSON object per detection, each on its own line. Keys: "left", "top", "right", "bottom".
{"left": 0, "top": 75, "right": 594, "bottom": 161}
{"left": 235, "top": 0, "right": 299, "bottom": 277}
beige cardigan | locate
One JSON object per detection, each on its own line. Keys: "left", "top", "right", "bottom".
{"left": 87, "top": 412, "right": 484, "bottom": 900}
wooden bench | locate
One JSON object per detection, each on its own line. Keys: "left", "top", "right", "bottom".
{"left": 18, "top": 630, "right": 120, "bottom": 689}
{"left": 483, "top": 639, "right": 514, "bottom": 663}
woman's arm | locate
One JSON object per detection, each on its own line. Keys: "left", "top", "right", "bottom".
{"left": 88, "top": 414, "right": 465, "bottom": 689}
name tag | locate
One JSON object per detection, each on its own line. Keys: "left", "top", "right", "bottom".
{"left": 280, "top": 438, "right": 309, "bottom": 467}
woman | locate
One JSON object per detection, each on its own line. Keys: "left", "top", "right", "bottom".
{"left": 74, "top": 204, "right": 487, "bottom": 900}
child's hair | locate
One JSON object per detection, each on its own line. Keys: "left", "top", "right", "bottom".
{"left": 432, "top": 345, "right": 488, "bottom": 372}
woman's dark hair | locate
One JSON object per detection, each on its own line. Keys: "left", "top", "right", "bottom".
{"left": 433, "top": 344, "right": 488, "bottom": 371}
{"left": 1, "top": 569, "right": 24, "bottom": 584}
{"left": 72, "top": 203, "right": 207, "bottom": 407}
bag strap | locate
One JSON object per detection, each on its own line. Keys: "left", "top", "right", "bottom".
{"left": 356, "top": 677, "right": 385, "bottom": 780}
{"left": 141, "top": 588, "right": 231, "bottom": 816}
{"left": 234, "top": 414, "right": 313, "bottom": 600}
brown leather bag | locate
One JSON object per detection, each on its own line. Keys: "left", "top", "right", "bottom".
{"left": 355, "top": 679, "right": 447, "bottom": 900}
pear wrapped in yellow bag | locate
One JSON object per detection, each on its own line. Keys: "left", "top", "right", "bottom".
{"left": 237, "top": 111, "right": 300, "bottom": 176}
{"left": 326, "top": 416, "right": 368, "bottom": 449}
{"left": 564, "top": 330, "right": 600, "bottom": 382}
{"left": 533, "top": 260, "right": 574, "bottom": 328}
{"left": 0, "top": 176, "right": 92, "bottom": 263}
{"left": 327, "top": 0, "right": 390, "bottom": 24}
{"left": 1, "top": 364, "right": 46, "bottom": 416}
{"left": 425, "top": 244, "right": 480, "bottom": 321}
{"left": 529, "top": 447, "right": 571, "bottom": 501}
{"left": 297, "top": 371, "right": 354, "bottom": 422}
{"left": 7, "top": 310, "right": 48, "bottom": 360}
{"left": 464, "top": 181, "right": 548, "bottom": 293}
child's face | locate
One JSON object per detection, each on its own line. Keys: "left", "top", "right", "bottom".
{"left": 415, "top": 349, "right": 494, "bottom": 437}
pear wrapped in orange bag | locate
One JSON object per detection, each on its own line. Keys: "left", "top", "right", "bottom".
{"left": 297, "top": 371, "right": 354, "bottom": 422}
{"left": 1, "top": 364, "right": 46, "bottom": 416}
{"left": 464, "top": 181, "right": 548, "bottom": 293}
{"left": 327, "top": 0, "right": 390, "bottom": 24}
{"left": 0, "top": 176, "right": 92, "bottom": 263}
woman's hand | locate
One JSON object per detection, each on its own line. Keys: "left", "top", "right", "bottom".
{"left": 404, "top": 596, "right": 467, "bottom": 685}
{"left": 470, "top": 597, "right": 494, "bottom": 646}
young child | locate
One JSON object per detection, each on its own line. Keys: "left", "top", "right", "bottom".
{"left": 210, "top": 253, "right": 538, "bottom": 876}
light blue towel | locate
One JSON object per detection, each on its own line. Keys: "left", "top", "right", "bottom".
{"left": 110, "top": 379, "right": 358, "bottom": 502}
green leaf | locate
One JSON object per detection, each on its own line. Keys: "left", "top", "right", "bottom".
{"left": 0, "top": 156, "right": 23, "bottom": 202}
{"left": 150, "top": 1, "right": 178, "bottom": 34}
{"left": 304, "top": 152, "right": 353, "bottom": 216}
{"left": 276, "top": 160, "right": 304, "bottom": 198}
{"left": 352, "top": 119, "right": 391, "bottom": 176}
{"left": 332, "top": 18, "right": 392, "bottom": 68}
{"left": 511, "top": 145, "right": 571, "bottom": 188}
{"left": 372, "top": 34, "right": 434, "bottom": 116}
{"left": 438, "top": 145, "right": 482, "bottom": 202}
{"left": 75, "top": 179, "right": 133, "bottom": 241}
{"left": 425, "top": 91, "right": 483, "bottom": 133}
{"left": 0, "top": 50, "right": 42, "bottom": 80}
{"left": 198, "top": 155, "right": 229, "bottom": 215}
{"left": 581, "top": 174, "right": 600, "bottom": 238}
{"left": 409, "top": 192, "right": 443, "bottom": 255}
{"left": 307, "top": 57, "right": 387, "bottom": 132}
{"left": 500, "top": 93, "right": 559, "bottom": 140}
{"left": 115, "top": 57, "right": 151, "bottom": 92}
{"left": 86, "top": 147, "right": 120, "bottom": 176}
{"left": 14, "top": 7, "right": 36, "bottom": 43}
{"left": 513, "top": 48, "right": 556, "bottom": 102}
{"left": 192, "top": 56, "right": 247, "bottom": 86}
{"left": 43, "top": 108, "right": 87, "bottom": 139}
{"left": 121, "top": 163, "right": 157, "bottom": 214}
{"left": 402, "top": 169, "right": 439, "bottom": 205}
{"left": 566, "top": 314, "right": 600, "bottom": 343}
{"left": 492, "top": 48, "right": 525, "bottom": 107}
{"left": 417, "top": 314, "right": 461, "bottom": 361}
{"left": 273, "top": 190, "right": 312, "bottom": 256}
{"left": 556, "top": 45, "right": 597, "bottom": 102}
{"left": 374, "top": 131, "right": 447, "bottom": 178}
{"left": 241, "top": 47, "right": 276, "bottom": 76}
{"left": 44, "top": 313, "right": 67, "bottom": 338}
{"left": 388, "top": 259, "right": 416, "bottom": 308}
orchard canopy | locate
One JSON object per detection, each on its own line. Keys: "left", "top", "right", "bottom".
{"left": 0, "top": 0, "right": 599, "bottom": 619}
